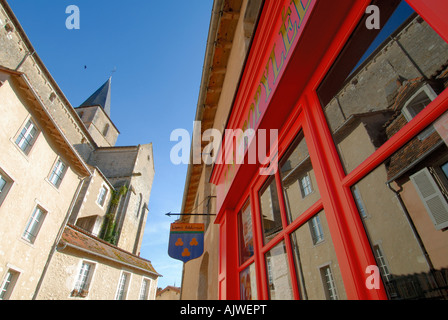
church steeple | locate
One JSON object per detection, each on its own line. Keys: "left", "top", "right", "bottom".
{"left": 79, "top": 77, "right": 112, "bottom": 117}
{"left": 76, "top": 77, "right": 119, "bottom": 147}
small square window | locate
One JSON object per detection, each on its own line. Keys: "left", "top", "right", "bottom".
{"left": 22, "top": 206, "right": 47, "bottom": 244}
{"left": 15, "top": 119, "right": 39, "bottom": 155}
{"left": 49, "top": 159, "right": 67, "bottom": 188}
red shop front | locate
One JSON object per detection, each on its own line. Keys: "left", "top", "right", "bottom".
{"left": 210, "top": 0, "right": 448, "bottom": 300}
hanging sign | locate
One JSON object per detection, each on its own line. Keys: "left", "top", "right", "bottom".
{"left": 168, "top": 223, "right": 204, "bottom": 263}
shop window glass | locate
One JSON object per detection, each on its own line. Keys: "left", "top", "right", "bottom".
{"left": 238, "top": 201, "right": 254, "bottom": 264}
{"left": 317, "top": 0, "right": 448, "bottom": 174}
{"left": 240, "top": 264, "right": 257, "bottom": 300}
{"left": 351, "top": 110, "right": 448, "bottom": 299}
{"left": 290, "top": 211, "right": 347, "bottom": 300}
{"left": 265, "top": 241, "right": 294, "bottom": 300}
{"left": 279, "top": 132, "right": 320, "bottom": 224}
{"left": 259, "top": 177, "right": 282, "bottom": 243}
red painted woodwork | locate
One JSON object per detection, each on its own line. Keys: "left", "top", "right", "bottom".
{"left": 213, "top": 0, "right": 448, "bottom": 300}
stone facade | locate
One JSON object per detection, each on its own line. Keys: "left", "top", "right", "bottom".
{"left": 0, "top": 0, "right": 159, "bottom": 300}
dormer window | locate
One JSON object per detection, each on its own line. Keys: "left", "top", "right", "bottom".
{"left": 401, "top": 84, "right": 437, "bottom": 140}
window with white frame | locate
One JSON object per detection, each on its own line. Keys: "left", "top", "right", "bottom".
{"left": 309, "top": 215, "right": 324, "bottom": 245}
{"left": 22, "top": 206, "right": 47, "bottom": 244}
{"left": 299, "top": 173, "right": 313, "bottom": 198}
{"left": 402, "top": 85, "right": 437, "bottom": 140}
{"left": 0, "top": 169, "right": 13, "bottom": 207}
{"left": 49, "top": 158, "right": 67, "bottom": 188}
{"left": 320, "top": 265, "right": 338, "bottom": 300}
{"left": 15, "top": 118, "right": 39, "bottom": 155}
{"left": 72, "top": 261, "right": 95, "bottom": 297}
{"left": 353, "top": 186, "right": 368, "bottom": 219}
{"left": 116, "top": 271, "right": 131, "bottom": 300}
{"left": 139, "top": 278, "right": 151, "bottom": 300}
{"left": 373, "top": 245, "right": 391, "bottom": 283}
{"left": 97, "top": 185, "right": 108, "bottom": 207}
{"left": 0, "top": 269, "right": 20, "bottom": 300}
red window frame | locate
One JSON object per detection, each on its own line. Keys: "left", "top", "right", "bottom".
{"left": 217, "top": 0, "right": 448, "bottom": 300}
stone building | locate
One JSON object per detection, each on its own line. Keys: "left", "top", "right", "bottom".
{"left": 0, "top": 0, "right": 159, "bottom": 300}
{"left": 156, "top": 286, "right": 181, "bottom": 300}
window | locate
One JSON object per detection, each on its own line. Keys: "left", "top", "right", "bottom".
{"left": 317, "top": 1, "right": 448, "bottom": 174}
{"left": 401, "top": 85, "right": 437, "bottom": 140}
{"left": 22, "top": 206, "right": 46, "bottom": 244}
{"left": 290, "top": 211, "right": 346, "bottom": 300}
{"left": 259, "top": 178, "right": 282, "bottom": 243}
{"left": 15, "top": 118, "right": 39, "bottom": 155}
{"left": 410, "top": 167, "right": 448, "bottom": 230}
{"left": 0, "top": 269, "right": 19, "bottom": 300}
{"left": 139, "top": 278, "right": 151, "bottom": 300}
{"left": 279, "top": 132, "right": 320, "bottom": 223}
{"left": 402, "top": 85, "right": 437, "bottom": 122}
{"left": 373, "top": 245, "right": 391, "bottom": 283}
{"left": 72, "top": 261, "right": 95, "bottom": 297}
{"left": 103, "top": 123, "right": 110, "bottom": 137}
{"left": 320, "top": 265, "right": 338, "bottom": 300}
{"left": 97, "top": 186, "right": 108, "bottom": 207}
{"left": 116, "top": 271, "right": 130, "bottom": 300}
{"left": 299, "top": 174, "right": 313, "bottom": 197}
{"left": 49, "top": 158, "right": 67, "bottom": 188}
{"left": 350, "top": 109, "right": 448, "bottom": 299}
{"left": 238, "top": 201, "right": 254, "bottom": 264}
{"left": 0, "top": 169, "right": 13, "bottom": 207}
{"left": 265, "top": 242, "right": 294, "bottom": 300}
{"left": 240, "top": 263, "right": 257, "bottom": 300}
{"left": 353, "top": 186, "right": 368, "bottom": 219}
{"left": 309, "top": 215, "right": 324, "bottom": 245}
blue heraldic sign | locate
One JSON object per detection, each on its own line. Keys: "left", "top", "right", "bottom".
{"left": 168, "top": 223, "right": 204, "bottom": 263}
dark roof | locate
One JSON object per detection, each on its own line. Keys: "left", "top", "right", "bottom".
{"left": 79, "top": 78, "right": 112, "bottom": 117}
{"left": 59, "top": 224, "right": 161, "bottom": 277}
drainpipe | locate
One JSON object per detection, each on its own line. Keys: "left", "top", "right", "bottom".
{"left": 387, "top": 182, "right": 435, "bottom": 270}
{"left": 32, "top": 177, "right": 87, "bottom": 300}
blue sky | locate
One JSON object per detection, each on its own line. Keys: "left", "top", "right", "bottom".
{"left": 8, "top": 0, "right": 213, "bottom": 289}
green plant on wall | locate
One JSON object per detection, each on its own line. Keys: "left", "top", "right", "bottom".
{"left": 100, "top": 185, "right": 128, "bottom": 245}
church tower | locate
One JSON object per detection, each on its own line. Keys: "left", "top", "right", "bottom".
{"left": 75, "top": 78, "right": 120, "bottom": 147}
{"left": 72, "top": 77, "right": 155, "bottom": 254}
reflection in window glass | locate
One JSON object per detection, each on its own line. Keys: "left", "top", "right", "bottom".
{"left": 352, "top": 110, "right": 448, "bottom": 299}
{"left": 279, "top": 132, "right": 320, "bottom": 224}
{"left": 238, "top": 201, "right": 254, "bottom": 264}
{"left": 259, "top": 178, "right": 282, "bottom": 243}
{"left": 291, "top": 211, "right": 347, "bottom": 300}
{"left": 320, "top": 265, "right": 338, "bottom": 300}
{"left": 265, "top": 241, "right": 293, "bottom": 300}
{"left": 240, "top": 264, "right": 257, "bottom": 300}
{"left": 317, "top": 1, "right": 448, "bottom": 173}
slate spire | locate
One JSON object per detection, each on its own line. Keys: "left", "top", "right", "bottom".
{"left": 79, "top": 77, "right": 112, "bottom": 117}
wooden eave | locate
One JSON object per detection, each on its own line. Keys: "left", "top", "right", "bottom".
{"left": 1, "top": 66, "right": 91, "bottom": 178}
{"left": 182, "top": 0, "right": 243, "bottom": 217}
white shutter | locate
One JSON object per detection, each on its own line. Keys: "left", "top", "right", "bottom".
{"left": 410, "top": 168, "right": 448, "bottom": 230}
